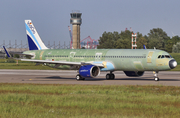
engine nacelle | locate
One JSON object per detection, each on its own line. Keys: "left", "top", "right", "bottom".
{"left": 79, "top": 65, "right": 100, "bottom": 78}
{"left": 124, "top": 71, "right": 144, "bottom": 77}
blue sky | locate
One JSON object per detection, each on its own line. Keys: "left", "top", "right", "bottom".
{"left": 0, "top": 0, "right": 180, "bottom": 46}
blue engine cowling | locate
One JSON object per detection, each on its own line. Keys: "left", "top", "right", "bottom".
{"left": 79, "top": 65, "right": 100, "bottom": 78}
{"left": 124, "top": 71, "right": 144, "bottom": 77}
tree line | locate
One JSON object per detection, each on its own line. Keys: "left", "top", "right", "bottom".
{"left": 97, "top": 28, "right": 180, "bottom": 53}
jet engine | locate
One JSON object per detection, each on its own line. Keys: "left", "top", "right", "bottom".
{"left": 79, "top": 65, "right": 100, "bottom": 78}
{"left": 124, "top": 71, "right": 144, "bottom": 77}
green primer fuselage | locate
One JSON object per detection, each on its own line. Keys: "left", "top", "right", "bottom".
{"left": 23, "top": 49, "right": 173, "bottom": 71}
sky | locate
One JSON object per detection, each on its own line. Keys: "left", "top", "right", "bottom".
{"left": 0, "top": 0, "right": 180, "bottom": 47}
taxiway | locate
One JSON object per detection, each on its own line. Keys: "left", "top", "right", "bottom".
{"left": 0, "top": 69, "right": 179, "bottom": 86}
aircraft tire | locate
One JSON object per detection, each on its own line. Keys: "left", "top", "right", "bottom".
{"left": 76, "top": 74, "right": 84, "bottom": 81}
{"left": 106, "top": 73, "right": 115, "bottom": 80}
{"left": 106, "top": 74, "right": 110, "bottom": 80}
{"left": 110, "top": 74, "right": 115, "bottom": 80}
{"left": 154, "top": 77, "right": 159, "bottom": 81}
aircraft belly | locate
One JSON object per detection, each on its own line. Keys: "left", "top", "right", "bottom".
{"left": 133, "top": 61, "right": 144, "bottom": 71}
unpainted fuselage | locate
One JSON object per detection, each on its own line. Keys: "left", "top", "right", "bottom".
{"left": 23, "top": 49, "right": 174, "bottom": 71}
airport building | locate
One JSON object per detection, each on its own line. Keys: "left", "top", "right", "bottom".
{"left": 70, "top": 11, "right": 82, "bottom": 49}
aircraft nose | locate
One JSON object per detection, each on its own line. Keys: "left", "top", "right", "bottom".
{"left": 169, "top": 59, "right": 177, "bottom": 69}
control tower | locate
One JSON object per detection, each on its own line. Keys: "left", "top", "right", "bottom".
{"left": 70, "top": 11, "right": 82, "bottom": 49}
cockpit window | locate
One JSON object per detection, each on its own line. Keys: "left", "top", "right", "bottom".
{"left": 158, "top": 55, "right": 172, "bottom": 59}
{"left": 165, "top": 55, "right": 170, "bottom": 58}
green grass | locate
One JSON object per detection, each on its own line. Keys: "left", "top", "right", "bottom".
{"left": 170, "top": 53, "right": 180, "bottom": 65}
{"left": 0, "top": 83, "right": 180, "bottom": 118}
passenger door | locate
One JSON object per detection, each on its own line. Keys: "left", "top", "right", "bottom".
{"left": 147, "top": 51, "right": 154, "bottom": 63}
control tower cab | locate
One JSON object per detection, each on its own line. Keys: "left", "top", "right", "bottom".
{"left": 70, "top": 11, "right": 82, "bottom": 49}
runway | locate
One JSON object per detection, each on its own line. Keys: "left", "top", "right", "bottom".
{"left": 0, "top": 69, "right": 180, "bottom": 86}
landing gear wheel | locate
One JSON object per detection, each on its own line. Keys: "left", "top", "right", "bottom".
{"left": 110, "top": 74, "right": 115, "bottom": 80}
{"left": 76, "top": 74, "right": 85, "bottom": 81}
{"left": 154, "top": 77, "right": 159, "bottom": 81}
{"left": 106, "top": 73, "right": 115, "bottom": 80}
{"left": 153, "top": 71, "right": 159, "bottom": 81}
{"left": 76, "top": 74, "right": 81, "bottom": 81}
{"left": 106, "top": 74, "right": 110, "bottom": 80}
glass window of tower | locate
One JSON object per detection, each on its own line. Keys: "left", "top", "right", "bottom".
{"left": 77, "top": 14, "right": 81, "bottom": 18}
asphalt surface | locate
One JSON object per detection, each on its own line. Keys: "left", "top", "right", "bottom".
{"left": 0, "top": 69, "right": 180, "bottom": 86}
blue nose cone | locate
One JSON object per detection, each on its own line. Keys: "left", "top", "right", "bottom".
{"left": 169, "top": 59, "right": 177, "bottom": 69}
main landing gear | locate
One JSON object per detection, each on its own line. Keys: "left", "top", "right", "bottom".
{"left": 106, "top": 71, "right": 115, "bottom": 80}
{"left": 76, "top": 74, "right": 85, "bottom": 81}
{"left": 153, "top": 71, "right": 159, "bottom": 81}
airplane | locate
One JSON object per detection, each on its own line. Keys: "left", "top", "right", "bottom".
{"left": 4, "top": 20, "right": 178, "bottom": 81}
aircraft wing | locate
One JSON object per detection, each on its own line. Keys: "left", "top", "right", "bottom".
{"left": 21, "top": 59, "right": 104, "bottom": 67}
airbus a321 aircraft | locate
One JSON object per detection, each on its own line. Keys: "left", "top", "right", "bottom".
{"left": 4, "top": 20, "right": 178, "bottom": 81}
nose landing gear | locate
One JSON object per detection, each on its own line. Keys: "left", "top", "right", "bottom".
{"left": 153, "top": 71, "right": 159, "bottom": 81}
